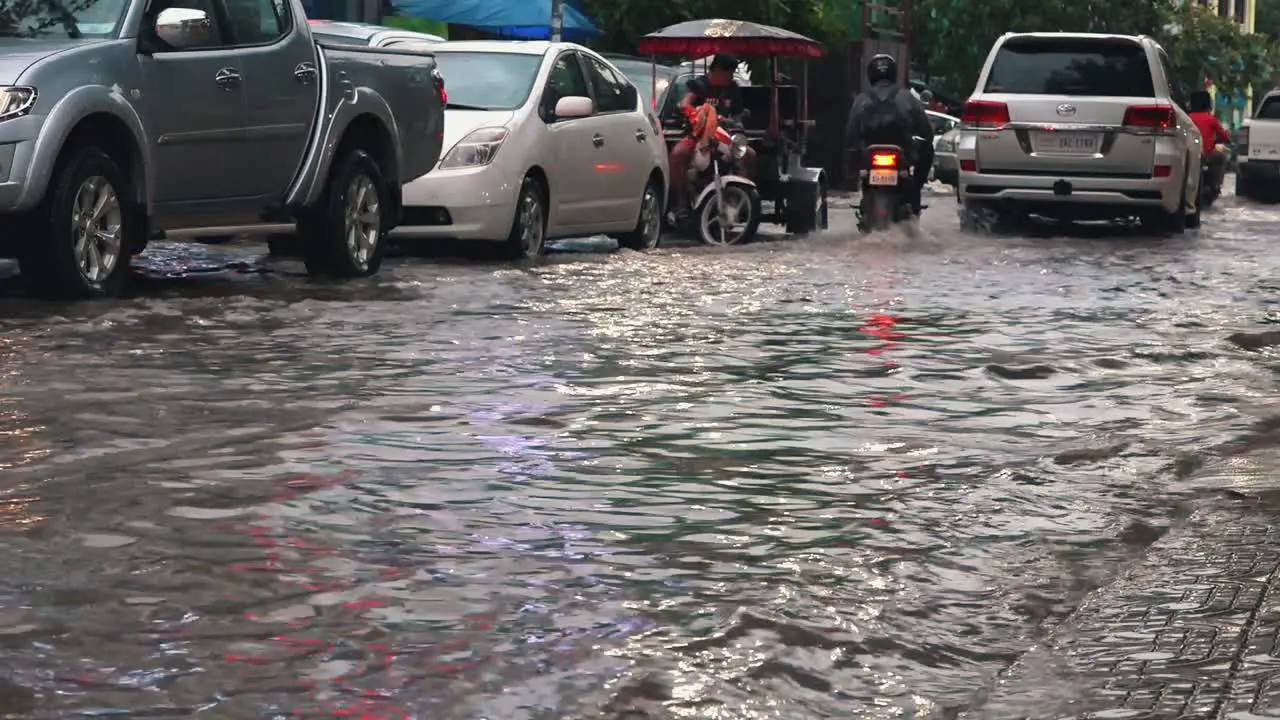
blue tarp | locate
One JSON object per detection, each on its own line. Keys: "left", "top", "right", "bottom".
{"left": 390, "top": 0, "right": 599, "bottom": 40}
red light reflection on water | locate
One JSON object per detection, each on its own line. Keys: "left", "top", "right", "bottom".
{"left": 857, "top": 310, "right": 908, "bottom": 409}
{"left": 202, "top": 470, "right": 505, "bottom": 717}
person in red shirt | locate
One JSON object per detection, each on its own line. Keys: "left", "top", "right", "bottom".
{"left": 1188, "top": 90, "right": 1230, "bottom": 191}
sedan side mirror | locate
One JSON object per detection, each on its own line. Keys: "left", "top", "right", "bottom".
{"left": 554, "top": 95, "right": 593, "bottom": 119}
{"left": 154, "top": 7, "right": 215, "bottom": 51}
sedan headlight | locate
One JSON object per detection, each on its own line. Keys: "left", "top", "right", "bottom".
{"left": 0, "top": 87, "right": 36, "bottom": 122}
{"left": 730, "top": 133, "right": 749, "bottom": 160}
{"left": 439, "top": 127, "right": 508, "bottom": 169}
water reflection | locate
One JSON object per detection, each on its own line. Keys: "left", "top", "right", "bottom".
{"left": 0, "top": 206, "right": 1278, "bottom": 716}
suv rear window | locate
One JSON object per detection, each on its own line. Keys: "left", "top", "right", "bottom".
{"left": 984, "top": 39, "right": 1154, "bottom": 97}
{"left": 1257, "top": 97, "right": 1280, "bottom": 120}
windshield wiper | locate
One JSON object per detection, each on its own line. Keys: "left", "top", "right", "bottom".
{"left": 445, "top": 102, "right": 490, "bottom": 111}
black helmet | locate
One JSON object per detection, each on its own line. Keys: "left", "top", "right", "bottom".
{"left": 867, "top": 53, "right": 897, "bottom": 85}
{"left": 710, "top": 53, "right": 739, "bottom": 72}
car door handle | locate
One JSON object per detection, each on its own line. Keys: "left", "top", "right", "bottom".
{"left": 214, "top": 67, "right": 241, "bottom": 89}
{"left": 294, "top": 62, "right": 317, "bottom": 84}
{"left": 635, "top": 130, "right": 647, "bottom": 142}
{"left": 592, "top": 134, "right": 605, "bottom": 148}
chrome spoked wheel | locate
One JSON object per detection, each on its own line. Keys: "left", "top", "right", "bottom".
{"left": 344, "top": 174, "right": 381, "bottom": 270}
{"left": 519, "top": 189, "right": 545, "bottom": 256}
{"left": 71, "top": 175, "right": 123, "bottom": 285}
{"left": 700, "top": 186, "right": 752, "bottom": 245}
{"left": 639, "top": 185, "right": 662, "bottom": 248}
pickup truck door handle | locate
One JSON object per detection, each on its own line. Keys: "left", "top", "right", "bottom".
{"left": 294, "top": 62, "right": 318, "bottom": 84}
{"left": 635, "top": 129, "right": 647, "bottom": 142}
{"left": 214, "top": 67, "right": 241, "bottom": 89}
{"left": 592, "top": 133, "right": 605, "bottom": 148}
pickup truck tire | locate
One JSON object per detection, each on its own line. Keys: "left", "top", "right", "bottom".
{"left": 299, "top": 148, "right": 386, "bottom": 278}
{"left": 1235, "top": 173, "right": 1254, "bottom": 200}
{"left": 503, "top": 175, "right": 547, "bottom": 259}
{"left": 20, "top": 146, "right": 138, "bottom": 299}
{"left": 614, "top": 179, "right": 664, "bottom": 250}
{"left": 266, "top": 233, "right": 302, "bottom": 257}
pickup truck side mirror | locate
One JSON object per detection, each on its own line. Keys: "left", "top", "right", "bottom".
{"left": 554, "top": 96, "right": 593, "bottom": 119}
{"left": 153, "top": 7, "right": 216, "bottom": 51}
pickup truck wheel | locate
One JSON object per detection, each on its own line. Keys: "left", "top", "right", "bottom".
{"left": 503, "top": 176, "right": 547, "bottom": 259}
{"left": 300, "top": 148, "right": 386, "bottom": 278}
{"left": 1235, "top": 173, "right": 1252, "bottom": 200}
{"left": 20, "top": 147, "right": 137, "bottom": 299}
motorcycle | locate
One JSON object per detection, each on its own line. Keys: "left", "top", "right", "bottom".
{"left": 1199, "top": 142, "right": 1229, "bottom": 209}
{"left": 672, "top": 104, "right": 762, "bottom": 246}
{"left": 856, "top": 141, "right": 923, "bottom": 233}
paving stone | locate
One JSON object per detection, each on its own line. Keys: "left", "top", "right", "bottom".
{"left": 961, "top": 503, "right": 1280, "bottom": 720}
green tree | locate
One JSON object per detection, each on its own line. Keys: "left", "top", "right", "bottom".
{"left": 1159, "top": 3, "right": 1274, "bottom": 101}
{"left": 910, "top": 0, "right": 1175, "bottom": 97}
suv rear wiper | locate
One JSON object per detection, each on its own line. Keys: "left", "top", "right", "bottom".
{"left": 445, "top": 102, "right": 490, "bottom": 111}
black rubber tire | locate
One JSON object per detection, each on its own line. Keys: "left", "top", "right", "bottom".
{"left": 502, "top": 175, "right": 547, "bottom": 259}
{"left": 1235, "top": 172, "right": 1252, "bottom": 200}
{"left": 1144, "top": 163, "right": 1189, "bottom": 235}
{"left": 696, "top": 183, "right": 761, "bottom": 245}
{"left": 615, "top": 178, "right": 663, "bottom": 250}
{"left": 862, "top": 189, "right": 897, "bottom": 232}
{"left": 19, "top": 146, "right": 140, "bottom": 299}
{"left": 299, "top": 148, "right": 386, "bottom": 278}
{"left": 266, "top": 233, "right": 302, "bottom": 257}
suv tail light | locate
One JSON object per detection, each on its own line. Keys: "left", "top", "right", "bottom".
{"left": 1122, "top": 104, "right": 1174, "bottom": 133}
{"left": 870, "top": 150, "right": 899, "bottom": 168}
{"left": 960, "top": 99, "right": 1010, "bottom": 130}
{"left": 432, "top": 68, "right": 447, "bottom": 105}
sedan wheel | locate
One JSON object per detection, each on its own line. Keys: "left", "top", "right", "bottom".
{"left": 503, "top": 176, "right": 546, "bottom": 259}
{"left": 616, "top": 181, "right": 663, "bottom": 250}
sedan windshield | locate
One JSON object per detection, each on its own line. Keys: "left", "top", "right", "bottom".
{"left": 433, "top": 52, "right": 543, "bottom": 111}
{"left": 0, "top": 0, "right": 128, "bottom": 38}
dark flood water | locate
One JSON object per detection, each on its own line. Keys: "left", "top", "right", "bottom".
{"left": 1, "top": 192, "right": 1279, "bottom": 718}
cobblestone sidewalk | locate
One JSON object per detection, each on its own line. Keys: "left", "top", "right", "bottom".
{"left": 961, "top": 501, "right": 1280, "bottom": 719}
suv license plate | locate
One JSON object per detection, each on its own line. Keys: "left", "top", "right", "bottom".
{"left": 869, "top": 169, "right": 898, "bottom": 186}
{"left": 1032, "top": 132, "right": 1100, "bottom": 154}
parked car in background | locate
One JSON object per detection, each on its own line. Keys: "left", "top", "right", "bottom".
{"left": 0, "top": 0, "right": 445, "bottom": 299}
{"left": 393, "top": 41, "right": 670, "bottom": 256}
{"left": 957, "top": 32, "right": 1201, "bottom": 232}
{"left": 927, "top": 110, "right": 960, "bottom": 185}
{"left": 305, "top": 19, "right": 445, "bottom": 47}
{"left": 601, "top": 54, "right": 683, "bottom": 111}
{"left": 1234, "top": 89, "right": 1280, "bottom": 201}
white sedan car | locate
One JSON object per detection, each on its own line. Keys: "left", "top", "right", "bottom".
{"left": 394, "top": 41, "right": 670, "bottom": 256}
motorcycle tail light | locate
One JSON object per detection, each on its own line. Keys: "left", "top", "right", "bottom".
{"left": 870, "top": 152, "right": 898, "bottom": 168}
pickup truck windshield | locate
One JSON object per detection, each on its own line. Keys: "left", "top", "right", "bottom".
{"left": 0, "top": 0, "right": 128, "bottom": 38}
{"left": 984, "top": 39, "right": 1155, "bottom": 97}
{"left": 433, "top": 52, "right": 542, "bottom": 111}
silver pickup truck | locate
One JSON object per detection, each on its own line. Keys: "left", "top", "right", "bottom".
{"left": 0, "top": 0, "right": 445, "bottom": 299}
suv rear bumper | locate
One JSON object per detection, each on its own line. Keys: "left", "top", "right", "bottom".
{"left": 958, "top": 172, "right": 1180, "bottom": 213}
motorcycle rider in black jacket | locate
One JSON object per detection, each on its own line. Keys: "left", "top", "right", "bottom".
{"left": 846, "top": 53, "right": 935, "bottom": 214}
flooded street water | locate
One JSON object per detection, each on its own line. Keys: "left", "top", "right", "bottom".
{"left": 2, "top": 193, "right": 1279, "bottom": 719}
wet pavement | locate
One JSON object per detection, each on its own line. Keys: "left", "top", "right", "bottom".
{"left": 1, "top": 183, "right": 1280, "bottom": 719}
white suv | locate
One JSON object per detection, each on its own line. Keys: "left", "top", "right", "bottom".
{"left": 956, "top": 32, "right": 1202, "bottom": 231}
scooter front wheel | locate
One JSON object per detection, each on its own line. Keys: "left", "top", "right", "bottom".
{"left": 697, "top": 183, "right": 762, "bottom": 246}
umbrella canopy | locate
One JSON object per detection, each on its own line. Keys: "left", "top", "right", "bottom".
{"left": 637, "top": 19, "right": 822, "bottom": 58}
{"left": 390, "top": 0, "right": 599, "bottom": 41}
